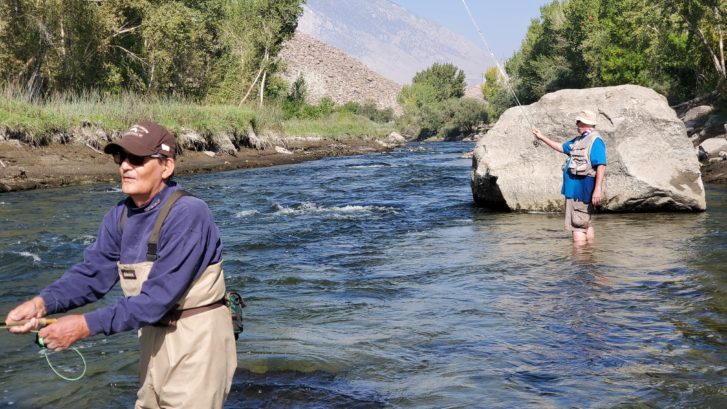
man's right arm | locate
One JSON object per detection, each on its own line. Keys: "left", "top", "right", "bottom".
{"left": 39, "top": 208, "right": 122, "bottom": 315}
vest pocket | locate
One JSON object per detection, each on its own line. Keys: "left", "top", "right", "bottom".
{"left": 568, "top": 159, "right": 589, "bottom": 175}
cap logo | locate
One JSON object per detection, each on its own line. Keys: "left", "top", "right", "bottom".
{"left": 126, "top": 125, "right": 150, "bottom": 138}
{"left": 161, "top": 143, "right": 170, "bottom": 152}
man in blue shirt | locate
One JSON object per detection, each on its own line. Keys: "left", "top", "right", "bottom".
{"left": 532, "top": 110, "right": 607, "bottom": 244}
{"left": 5, "top": 122, "right": 236, "bottom": 408}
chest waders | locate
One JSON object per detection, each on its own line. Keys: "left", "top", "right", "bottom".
{"left": 567, "top": 130, "right": 602, "bottom": 177}
{"left": 118, "top": 190, "right": 236, "bottom": 409}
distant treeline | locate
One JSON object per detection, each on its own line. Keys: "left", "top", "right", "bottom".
{"left": 484, "top": 0, "right": 727, "bottom": 118}
{"left": 0, "top": 0, "right": 304, "bottom": 104}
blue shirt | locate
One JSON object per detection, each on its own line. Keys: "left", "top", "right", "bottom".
{"left": 40, "top": 183, "right": 223, "bottom": 336}
{"left": 561, "top": 132, "right": 607, "bottom": 203}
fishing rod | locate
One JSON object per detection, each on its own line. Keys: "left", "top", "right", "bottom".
{"left": 2, "top": 317, "right": 87, "bottom": 381}
{"left": 0, "top": 318, "right": 57, "bottom": 329}
{"left": 460, "top": 0, "right": 539, "bottom": 146}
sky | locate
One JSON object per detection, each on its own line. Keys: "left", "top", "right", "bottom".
{"left": 392, "top": 0, "right": 550, "bottom": 64}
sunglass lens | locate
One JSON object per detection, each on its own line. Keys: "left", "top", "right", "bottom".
{"left": 113, "top": 152, "right": 146, "bottom": 166}
{"left": 128, "top": 154, "right": 146, "bottom": 166}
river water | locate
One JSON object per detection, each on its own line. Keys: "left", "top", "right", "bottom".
{"left": 0, "top": 142, "right": 725, "bottom": 408}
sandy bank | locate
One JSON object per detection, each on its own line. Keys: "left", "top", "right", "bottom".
{"left": 0, "top": 137, "right": 393, "bottom": 192}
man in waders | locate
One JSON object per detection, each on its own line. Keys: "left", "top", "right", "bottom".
{"left": 5, "top": 122, "right": 236, "bottom": 408}
{"left": 532, "top": 110, "right": 607, "bottom": 244}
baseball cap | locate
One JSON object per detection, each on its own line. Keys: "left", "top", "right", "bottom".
{"left": 104, "top": 121, "right": 176, "bottom": 158}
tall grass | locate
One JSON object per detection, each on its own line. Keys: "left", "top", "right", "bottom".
{"left": 0, "top": 86, "right": 395, "bottom": 146}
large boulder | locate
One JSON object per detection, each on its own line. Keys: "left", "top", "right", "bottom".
{"left": 471, "top": 85, "right": 706, "bottom": 212}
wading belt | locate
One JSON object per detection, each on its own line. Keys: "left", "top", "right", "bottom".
{"left": 154, "top": 299, "right": 226, "bottom": 327}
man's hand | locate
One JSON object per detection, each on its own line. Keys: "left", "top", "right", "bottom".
{"left": 532, "top": 128, "right": 545, "bottom": 141}
{"left": 5, "top": 296, "right": 46, "bottom": 333}
{"left": 37, "top": 315, "right": 91, "bottom": 352}
{"left": 592, "top": 190, "right": 602, "bottom": 206}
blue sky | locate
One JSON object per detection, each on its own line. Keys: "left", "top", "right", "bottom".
{"left": 392, "top": 0, "right": 549, "bottom": 63}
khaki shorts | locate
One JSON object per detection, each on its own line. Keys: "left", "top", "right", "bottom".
{"left": 565, "top": 198, "right": 592, "bottom": 233}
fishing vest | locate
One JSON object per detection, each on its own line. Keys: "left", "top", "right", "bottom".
{"left": 117, "top": 190, "right": 226, "bottom": 323}
{"left": 567, "top": 130, "right": 602, "bottom": 177}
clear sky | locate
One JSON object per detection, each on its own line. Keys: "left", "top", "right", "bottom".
{"left": 392, "top": 0, "right": 549, "bottom": 64}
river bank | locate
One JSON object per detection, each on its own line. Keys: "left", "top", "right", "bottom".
{"left": 0, "top": 136, "right": 395, "bottom": 192}
{"left": 2, "top": 136, "right": 726, "bottom": 192}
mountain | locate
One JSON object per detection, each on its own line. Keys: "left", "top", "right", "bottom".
{"left": 297, "top": 0, "right": 490, "bottom": 86}
{"left": 279, "top": 32, "right": 402, "bottom": 114}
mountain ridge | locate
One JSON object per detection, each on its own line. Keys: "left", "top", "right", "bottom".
{"left": 297, "top": 0, "right": 490, "bottom": 86}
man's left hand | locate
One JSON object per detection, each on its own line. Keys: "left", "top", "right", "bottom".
{"left": 37, "top": 315, "right": 91, "bottom": 351}
{"left": 592, "top": 191, "right": 602, "bottom": 206}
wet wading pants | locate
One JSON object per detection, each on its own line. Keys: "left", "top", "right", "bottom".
{"left": 118, "top": 261, "right": 237, "bottom": 409}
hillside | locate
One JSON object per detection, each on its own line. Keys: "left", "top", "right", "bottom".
{"left": 298, "top": 0, "right": 490, "bottom": 86}
{"left": 279, "top": 32, "right": 402, "bottom": 115}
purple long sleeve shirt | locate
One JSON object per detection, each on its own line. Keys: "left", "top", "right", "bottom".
{"left": 39, "top": 183, "right": 223, "bottom": 336}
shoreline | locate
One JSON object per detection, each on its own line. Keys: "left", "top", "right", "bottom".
{"left": 0, "top": 137, "right": 395, "bottom": 192}
{"left": 2, "top": 138, "right": 725, "bottom": 193}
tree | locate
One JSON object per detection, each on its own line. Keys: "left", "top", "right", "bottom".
{"left": 0, "top": 0, "right": 227, "bottom": 97}
{"left": 0, "top": 0, "right": 106, "bottom": 95}
{"left": 411, "top": 63, "right": 466, "bottom": 102}
{"left": 142, "top": 2, "right": 216, "bottom": 97}
{"left": 661, "top": 0, "right": 727, "bottom": 79}
{"left": 220, "top": 0, "right": 304, "bottom": 106}
{"left": 486, "top": 0, "right": 727, "bottom": 116}
{"left": 397, "top": 62, "right": 485, "bottom": 140}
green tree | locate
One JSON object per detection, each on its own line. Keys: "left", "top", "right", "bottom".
{"left": 661, "top": 0, "right": 726, "bottom": 79}
{"left": 0, "top": 0, "right": 106, "bottom": 95}
{"left": 143, "top": 2, "right": 215, "bottom": 97}
{"left": 219, "top": 0, "right": 304, "bottom": 106}
{"left": 485, "top": 0, "right": 727, "bottom": 116}
{"left": 397, "top": 63, "right": 485, "bottom": 140}
{"left": 0, "top": 0, "right": 228, "bottom": 97}
{"left": 481, "top": 66, "right": 514, "bottom": 119}
{"left": 411, "top": 62, "right": 466, "bottom": 101}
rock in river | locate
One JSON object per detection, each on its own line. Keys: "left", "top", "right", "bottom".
{"left": 471, "top": 85, "right": 706, "bottom": 212}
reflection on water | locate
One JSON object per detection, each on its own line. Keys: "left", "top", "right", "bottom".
{"left": 0, "top": 143, "right": 725, "bottom": 408}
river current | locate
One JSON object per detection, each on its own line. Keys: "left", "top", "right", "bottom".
{"left": 0, "top": 142, "right": 725, "bottom": 408}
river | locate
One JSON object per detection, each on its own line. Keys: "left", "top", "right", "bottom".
{"left": 0, "top": 142, "right": 725, "bottom": 408}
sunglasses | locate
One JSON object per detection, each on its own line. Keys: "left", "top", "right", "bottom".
{"left": 112, "top": 151, "right": 165, "bottom": 166}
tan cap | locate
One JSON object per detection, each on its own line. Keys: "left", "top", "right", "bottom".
{"left": 104, "top": 121, "right": 176, "bottom": 157}
{"left": 575, "top": 110, "right": 599, "bottom": 126}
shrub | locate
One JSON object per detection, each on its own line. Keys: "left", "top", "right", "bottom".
{"left": 439, "top": 98, "right": 488, "bottom": 140}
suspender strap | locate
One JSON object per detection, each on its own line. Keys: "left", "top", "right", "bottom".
{"left": 147, "top": 190, "right": 191, "bottom": 261}
{"left": 119, "top": 197, "right": 133, "bottom": 232}
{"left": 117, "top": 189, "right": 193, "bottom": 261}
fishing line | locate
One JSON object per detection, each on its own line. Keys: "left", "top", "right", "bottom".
{"left": 460, "top": 0, "right": 539, "bottom": 145}
{"left": 41, "top": 348, "right": 87, "bottom": 382}
{"left": 3, "top": 319, "right": 87, "bottom": 381}
{"left": 35, "top": 335, "right": 87, "bottom": 381}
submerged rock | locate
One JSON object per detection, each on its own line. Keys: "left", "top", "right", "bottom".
{"left": 471, "top": 85, "right": 706, "bottom": 212}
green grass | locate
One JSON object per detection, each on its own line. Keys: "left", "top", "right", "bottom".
{"left": 282, "top": 112, "right": 395, "bottom": 138}
{"left": 0, "top": 87, "right": 395, "bottom": 145}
